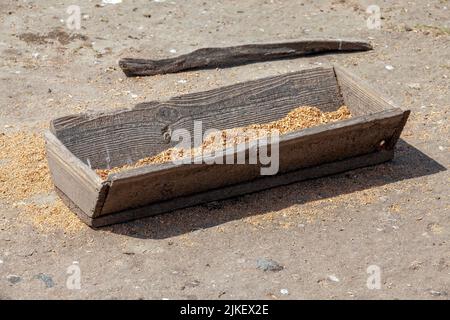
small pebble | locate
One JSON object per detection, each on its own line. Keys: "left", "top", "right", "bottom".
{"left": 7, "top": 275, "right": 22, "bottom": 284}
{"left": 407, "top": 83, "right": 421, "bottom": 89}
{"left": 169, "top": 49, "right": 177, "bottom": 54}
{"left": 102, "top": 0, "right": 122, "bottom": 4}
{"left": 327, "top": 275, "right": 340, "bottom": 282}
{"left": 438, "top": 146, "right": 444, "bottom": 151}
{"left": 429, "top": 290, "right": 447, "bottom": 297}
{"left": 385, "top": 65, "right": 394, "bottom": 71}
{"left": 256, "top": 258, "right": 284, "bottom": 272}
{"left": 36, "top": 273, "right": 54, "bottom": 288}
{"left": 280, "top": 289, "right": 289, "bottom": 295}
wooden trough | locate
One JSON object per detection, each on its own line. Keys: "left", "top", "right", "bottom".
{"left": 45, "top": 65, "right": 410, "bottom": 227}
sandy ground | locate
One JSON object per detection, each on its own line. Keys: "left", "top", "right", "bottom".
{"left": 0, "top": 0, "right": 449, "bottom": 299}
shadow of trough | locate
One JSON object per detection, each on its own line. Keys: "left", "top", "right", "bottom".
{"left": 104, "top": 139, "right": 446, "bottom": 239}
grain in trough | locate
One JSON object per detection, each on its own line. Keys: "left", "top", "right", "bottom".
{"left": 45, "top": 65, "right": 410, "bottom": 227}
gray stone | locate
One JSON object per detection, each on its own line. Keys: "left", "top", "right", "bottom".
{"left": 6, "top": 275, "right": 22, "bottom": 284}
{"left": 256, "top": 258, "right": 284, "bottom": 272}
{"left": 36, "top": 273, "right": 54, "bottom": 288}
{"left": 429, "top": 289, "right": 448, "bottom": 297}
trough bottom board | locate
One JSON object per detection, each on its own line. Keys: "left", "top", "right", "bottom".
{"left": 56, "top": 149, "right": 394, "bottom": 228}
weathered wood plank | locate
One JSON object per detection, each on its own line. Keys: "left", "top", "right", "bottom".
{"left": 45, "top": 131, "right": 109, "bottom": 217}
{"left": 58, "top": 149, "right": 394, "bottom": 227}
{"left": 51, "top": 66, "right": 343, "bottom": 169}
{"left": 119, "top": 39, "right": 373, "bottom": 77}
{"left": 99, "top": 109, "right": 405, "bottom": 215}
{"left": 334, "top": 65, "right": 410, "bottom": 146}
{"left": 334, "top": 65, "right": 398, "bottom": 116}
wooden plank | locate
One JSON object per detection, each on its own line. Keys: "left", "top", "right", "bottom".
{"left": 44, "top": 131, "right": 109, "bottom": 217}
{"left": 51, "top": 66, "right": 343, "bottom": 169}
{"left": 98, "top": 109, "right": 405, "bottom": 215}
{"left": 334, "top": 65, "right": 411, "bottom": 145}
{"left": 334, "top": 65, "right": 398, "bottom": 116}
{"left": 60, "top": 149, "right": 394, "bottom": 228}
{"left": 119, "top": 39, "right": 373, "bottom": 77}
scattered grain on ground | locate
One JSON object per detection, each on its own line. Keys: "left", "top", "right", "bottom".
{"left": 0, "top": 131, "right": 85, "bottom": 233}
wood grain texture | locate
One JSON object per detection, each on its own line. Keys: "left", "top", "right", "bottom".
{"left": 99, "top": 109, "right": 406, "bottom": 215}
{"left": 46, "top": 65, "right": 410, "bottom": 226}
{"left": 51, "top": 66, "right": 343, "bottom": 169}
{"left": 45, "top": 131, "right": 109, "bottom": 217}
{"left": 119, "top": 39, "right": 373, "bottom": 77}
{"left": 334, "top": 65, "right": 398, "bottom": 116}
{"left": 57, "top": 150, "right": 394, "bottom": 227}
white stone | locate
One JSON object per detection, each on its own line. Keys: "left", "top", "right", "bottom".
{"left": 280, "top": 288, "right": 289, "bottom": 295}
{"left": 327, "top": 275, "right": 340, "bottom": 282}
{"left": 102, "top": 0, "right": 122, "bottom": 4}
{"left": 407, "top": 83, "right": 421, "bottom": 89}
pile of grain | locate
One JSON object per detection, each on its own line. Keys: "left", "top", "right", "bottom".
{"left": 97, "top": 105, "right": 351, "bottom": 179}
{"left": 0, "top": 131, "right": 85, "bottom": 233}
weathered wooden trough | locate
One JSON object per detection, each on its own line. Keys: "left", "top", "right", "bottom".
{"left": 45, "top": 65, "right": 410, "bottom": 227}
